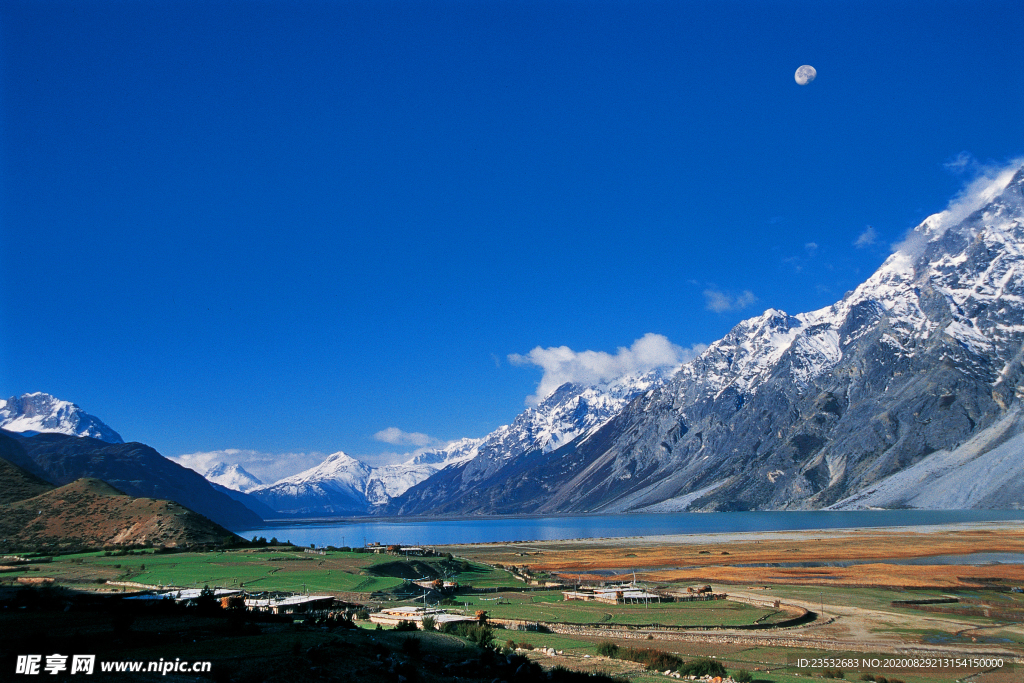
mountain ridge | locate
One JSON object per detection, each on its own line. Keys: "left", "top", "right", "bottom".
{"left": 15, "top": 432, "right": 264, "bottom": 530}
{"left": 0, "top": 477, "right": 241, "bottom": 551}
{"left": 0, "top": 392, "right": 123, "bottom": 443}
{"left": 389, "top": 163, "right": 1024, "bottom": 514}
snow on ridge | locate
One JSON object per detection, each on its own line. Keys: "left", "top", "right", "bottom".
{"left": 202, "top": 462, "right": 264, "bottom": 493}
{"left": 667, "top": 165, "right": 1024, "bottom": 403}
{"left": 0, "top": 392, "right": 124, "bottom": 444}
{"left": 262, "top": 451, "right": 371, "bottom": 489}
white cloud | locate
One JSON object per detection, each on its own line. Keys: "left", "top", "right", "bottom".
{"left": 170, "top": 448, "right": 326, "bottom": 486}
{"left": 509, "top": 333, "right": 706, "bottom": 406}
{"left": 374, "top": 427, "right": 435, "bottom": 447}
{"left": 897, "top": 158, "right": 1023, "bottom": 257}
{"left": 703, "top": 289, "right": 758, "bottom": 313}
{"left": 944, "top": 151, "right": 975, "bottom": 174}
{"left": 854, "top": 225, "right": 877, "bottom": 248}
{"left": 361, "top": 450, "right": 410, "bottom": 468}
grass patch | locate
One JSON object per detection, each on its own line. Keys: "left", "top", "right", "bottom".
{"left": 23, "top": 549, "right": 410, "bottom": 594}
{"left": 449, "top": 590, "right": 780, "bottom": 627}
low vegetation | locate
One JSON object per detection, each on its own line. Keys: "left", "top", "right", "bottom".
{"left": 451, "top": 590, "right": 784, "bottom": 627}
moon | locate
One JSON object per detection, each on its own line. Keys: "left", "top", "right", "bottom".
{"left": 795, "top": 65, "right": 817, "bottom": 85}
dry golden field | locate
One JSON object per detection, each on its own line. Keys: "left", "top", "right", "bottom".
{"left": 440, "top": 525, "right": 1024, "bottom": 588}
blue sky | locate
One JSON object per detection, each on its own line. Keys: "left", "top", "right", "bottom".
{"left": 2, "top": 0, "right": 1022, "bottom": 477}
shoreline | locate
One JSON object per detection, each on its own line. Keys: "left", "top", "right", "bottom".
{"left": 430, "top": 520, "right": 1024, "bottom": 549}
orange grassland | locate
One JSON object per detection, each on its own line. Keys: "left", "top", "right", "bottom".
{"left": 440, "top": 526, "right": 1024, "bottom": 589}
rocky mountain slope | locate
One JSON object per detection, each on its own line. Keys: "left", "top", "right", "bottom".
{"left": 0, "top": 451, "right": 53, "bottom": 505}
{"left": 0, "top": 392, "right": 123, "bottom": 443}
{"left": 391, "top": 163, "right": 1024, "bottom": 514}
{"left": 385, "top": 368, "right": 678, "bottom": 514}
{"left": 12, "top": 432, "right": 264, "bottom": 529}
{"left": 0, "top": 477, "right": 241, "bottom": 552}
{"left": 250, "top": 367, "right": 678, "bottom": 517}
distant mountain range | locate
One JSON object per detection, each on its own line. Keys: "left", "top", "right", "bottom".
{"left": 6, "top": 165, "right": 1023, "bottom": 521}
{"left": 246, "top": 441, "right": 480, "bottom": 515}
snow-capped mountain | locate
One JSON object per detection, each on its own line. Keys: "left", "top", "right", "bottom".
{"left": 249, "top": 451, "right": 373, "bottom": 515}
{"left": 0, "top": 392, "right": 123, "bottom": 443}
{"left": 202, "top": 462, "right": 263, "bottom": 493}
{"left": 249, "top": 365, "right": 676, "bottom": 517}
{"left": 364, "top": 438, "right": 481, "bottom": 506}
{"left": 386, "top": 366, "right": 680, "bottom": 514}
{"left": 389, "top": 162, "right": 1024, "bottom": 514}
{"left": 248, "top": 440, "right": 480, "bottom": 516}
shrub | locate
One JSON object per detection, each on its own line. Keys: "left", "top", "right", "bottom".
{"left": 618, "top": 647, "right": 683, "bottom": 671}
{"left": 450, "top": 623, "right": 493, "bottom": 646}
{"left": 518, "top": 642, "right": 534, "bottom": 650}
{"left": 421, "top": 615, "right": 436, "bottom": 631}
{"left": 596, "top": 641, "right": 619, "bottom": 657}
{"left": 822, "top": 669, "right": 845, "bottom": 679}
{"left": 734, "top": 669, "right": 753, "bottom": 683}
{"left": 678, "top": 658, "right": 726, "bottom": 677}
{"left": 393, "top": 620, "right": 418, "bottom": 632}
{"left": 400, "top": 636, "right": 421, "bottom": 656}
{"left": 355, "top": 609, "right": 370, "bottom": 620}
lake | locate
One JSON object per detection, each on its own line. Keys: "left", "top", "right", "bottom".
{"left": 237, "top": 509, "right": 1024, "bottom": 547}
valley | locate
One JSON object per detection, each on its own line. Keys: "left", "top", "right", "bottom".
{"left": 2, "top": 524, "right": 1022, "bottom": 682}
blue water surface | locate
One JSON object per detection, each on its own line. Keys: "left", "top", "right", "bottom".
{"left": 238, "top": 509, "right": 1024, "bottom": 548}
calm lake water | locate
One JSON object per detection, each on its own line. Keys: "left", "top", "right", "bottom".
{"left": 237, "top": 509, "right": 1024, "bottom": 548}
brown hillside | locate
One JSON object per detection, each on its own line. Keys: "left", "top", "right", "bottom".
{"left": 0, "top": 456, "right": 54, "bottom": 504}
{"left": 0, "top": 478, "right": 243, "bottom": 552}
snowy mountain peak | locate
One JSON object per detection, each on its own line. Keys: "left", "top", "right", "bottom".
{"left": 202, "top": 462, "right": 263, "bottom": 492}
{"left": 274, "top": 451, "right": 371, "bottom": 486}
{"left": 0, "top": 392, "right": 123, "bottom": 443}
{"left": 387, "top": 162, "right": 1024, "bottom": 515}
{"left": 248, "top": 441, "right": 481, "bottom": 515}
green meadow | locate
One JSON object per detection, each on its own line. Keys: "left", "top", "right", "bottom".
{"left": 9, "top": 548, "right": 513, "bottom": 595}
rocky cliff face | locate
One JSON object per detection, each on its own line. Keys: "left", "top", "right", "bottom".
{"left": 391, "top": 164, "right": 1024, "bottom": 514}
{"left": 386, "top": 367, "right": 677, "bottom": 514}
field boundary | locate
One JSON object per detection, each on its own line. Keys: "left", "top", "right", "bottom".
{"left": 487, "top": 600, "right": 814, "bottom": 634}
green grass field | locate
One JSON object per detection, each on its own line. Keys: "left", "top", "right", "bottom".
{"left": 15, "top": 549, "right": 422, "bottom": 594}
{"left": 420, "top": 590, "right": 785, "bottom": 627}
{"left": 10, "top": 548, "right": 519, "bottom": 596}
